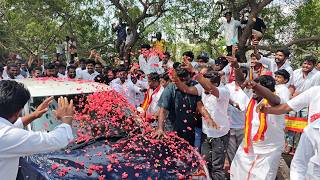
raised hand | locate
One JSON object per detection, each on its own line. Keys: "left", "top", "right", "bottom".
{"left": 54, "top": 97, "right": 74, "bottom": 125}
{"left": 32, "top": 96, "right": 54, "bottom": 118}
{"left": 168, "top": 68, "right": 179, "bottom": 83}
{"left": 225, "top": 56, "right": 238, "bottom": 67}
{"left": 181, "top": 58, "right": 195, "bottom": 73}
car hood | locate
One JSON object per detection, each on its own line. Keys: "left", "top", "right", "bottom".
{"left": 17, "top": 137, "right": 201, "bottom": 180}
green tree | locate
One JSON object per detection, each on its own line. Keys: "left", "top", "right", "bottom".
{"left": 0, "top": 0, "right": 109, "bottom": 61}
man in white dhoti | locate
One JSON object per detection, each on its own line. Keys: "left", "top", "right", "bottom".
{"left": 228, "top": 57, "right": 289, "bottom": 180}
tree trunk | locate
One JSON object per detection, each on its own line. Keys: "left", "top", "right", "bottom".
{"left": 238, "top": 10, "right": 258, "bottom": 62}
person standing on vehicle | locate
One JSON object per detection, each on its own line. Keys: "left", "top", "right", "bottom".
{"left": 0, "top": 80, "right": 74, "bottom": 180}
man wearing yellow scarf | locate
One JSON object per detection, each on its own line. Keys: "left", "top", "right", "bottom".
{"left": 227, "top": 57, "right": 290, "bottom": 180}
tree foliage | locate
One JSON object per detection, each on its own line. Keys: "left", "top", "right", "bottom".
{"left": 0, "top": 0, "right": 108, "bottom": 61}
{"left": 0, "top": 0, "right": 319, "bottom": 64}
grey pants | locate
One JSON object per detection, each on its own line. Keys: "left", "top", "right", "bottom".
{"left": 276, "top": 156, "right": 290, "bottom": 180}
{"left": 227, "top": 128, "right": 244, "bottom": 164}
{"left": 201, "top": 132, "right": 229, "bottom": 180}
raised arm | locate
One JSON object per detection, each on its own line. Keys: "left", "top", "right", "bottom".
{"left": 180, "top": 59, "right": 220, "bottom": 98}
{"left": 261, "top": 103, "right": 292, "bottom": 115}
{"left": 226, "top": 56, "right": 246, "bottom": 86}
{"left": 194, "top": 73, "right": 220, "bottom": 98}
{"left": 27, "top": 54, "right": 34, "bottom": 68}
{"left": 246, "top": 80, "right": 281, "bottom": 106}
{"left": 20, "top": 96, "right": 53, "bottom": 126}
{"left": 170, "top": 70, "right": 198, "bottom": 96}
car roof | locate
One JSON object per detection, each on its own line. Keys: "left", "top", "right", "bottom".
{"left": 16, "top": 78, "right": 110, "bottom": 97}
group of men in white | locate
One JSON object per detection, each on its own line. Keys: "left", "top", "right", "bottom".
{"left": 122, "top": 44, "right": 320, "bottom": 180}
{"left": 1, "top": 38, "right": 320, "bottom": 180}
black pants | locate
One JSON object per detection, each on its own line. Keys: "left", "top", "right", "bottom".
{"left": 176, "top": 128, "right": 195, "bottom": 147}
{"left": 201, "top": 132, "right": 230, "bottom": 180}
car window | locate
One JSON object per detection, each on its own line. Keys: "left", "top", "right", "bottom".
{"left": 30, "top": 97, "right": 60, "bottom": 132}
{"left": 28, "top": 95, "right": 84, "bottom": 135}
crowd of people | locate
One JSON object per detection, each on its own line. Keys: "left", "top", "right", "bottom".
{"left": 1, "top": 12, "right": 320, "bottom": 180}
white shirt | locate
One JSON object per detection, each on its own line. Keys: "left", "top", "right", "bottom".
{"left": 275, "top": 84, "right": 291, "bottom": 104}
{"left": 146, "top": 86, "right": 164, "bottom": 115}
{"left": 77, "top": 70, "right": 99, "bottom": 80}
{"left": 226, "top": 82, "right": 250, "bottom": 129}
{"left": 291, "top": 68, "right": 319, "bottom": 93}
{"left": 2, "top": 74, "right": 24, "bottom": 80}
{"left": 310, "top": 72, "right": 320, "bottom": 86}
{"left": 57, "top": 72, "right": 67, "bottom": 78}
{"left": 195, "top": 84, "right": 230, "bottom": 138}
{"left": 76, "top": 67, "right": 85, "bottom": 77}
{"left": 110, "top": 78, "right": 142, "bottom": 106}
{"left": 291, "top": 119, "right": 320, "bottom": 180}
{"left": 218, "top": 18, "right": 242, "bottom": 46}
{"left": 0, "top": 117, "right": 73, "bottom": 180}
{"left": 138, "top": 55, "right": 163, "bottom": 75}
{"left": 248, "top": 88, "right": 289, "bottom": 154}
{"left": 56, "top": 43, "right": 64, "bottom": 54}
{"left": 287, "top": 86, "right": 320, "bottom": 124}
{"left": 259, "top": 57, "right": 293, "bottom": 86}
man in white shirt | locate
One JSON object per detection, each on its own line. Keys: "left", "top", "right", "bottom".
{"left": 290, "top": 119, "right": 320, "bottom": 180}
{"left": 138, "top": 44, "right": 163, "bottom": 75}
{"left": 110, "top": 66, "right": 143, "bottom": 106}
{"left": 228, "top": 58, "right": 289, "bottom": 180}
{"left": 77, "top": 59, "right": 99, "bottom": 80}
{"left": 255, "top": 48, "right": 293, "bottom": 86}
{"left": 75, "top": 58, "right": 87, "bottom": 77}
{"left": 218, "top": 12, "right": 243, "bottom": 55}
{"left": 3, "top": 63, "right": 24, "bottom": 80}
{"left": 274, "top": 69, "right": 291, "bottom": 102}
{"left": 226, "top": 80, "right": 250, "bottom": 164}
{"left": 289, "top": 55, "right": 319, "bottom": 97}
{"left": 0, "top": 80, "right": 74, "bottom": 180}
{"left": 195, "top": 72, "right": 230, "bottom": 180}
{"left": 139, "top": 72, "right": 164, "bottom": 120}
{"left": 261, "top": 86, "right": 320, "bottom": 179}
{"left": 57, "top": 64, "right": 67, "bottom": 78}
{"left": 66, "top": 65, "right": 77, "bottom": 79}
